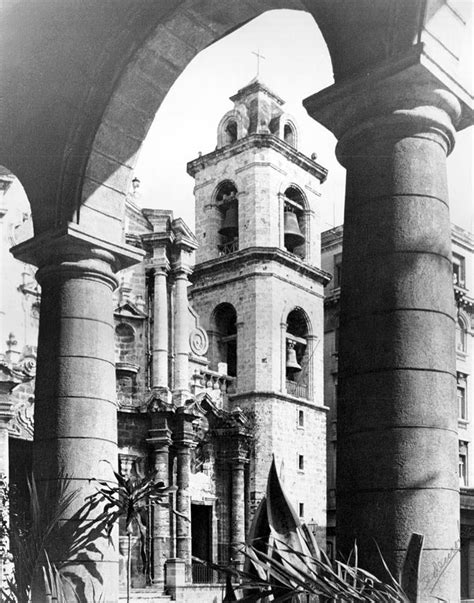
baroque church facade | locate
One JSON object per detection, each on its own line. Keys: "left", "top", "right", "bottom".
{"left": 0, "top": 80, "right": 330, "bottom": 600}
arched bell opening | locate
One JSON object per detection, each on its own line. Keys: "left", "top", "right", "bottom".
{"left": 216, "top": 181, "right": 239, "bottom": 256}
{"left": 211, "top": 303, "right": 237, "bottom": 378}
{"left": 224, "top": 119, "right": 238, "bottom": 145}
{"left": 283, "top": 122, "right": 297, "bottom": 148}
{"left": 285, "top": 307, "right": 310, "bottom": 399}
{"left": 283, "top": 185, "right": 307, "bottom": 259}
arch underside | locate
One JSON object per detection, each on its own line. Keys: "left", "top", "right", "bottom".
{"left": 0, "top": 0, "right": 427, "bottom": 241}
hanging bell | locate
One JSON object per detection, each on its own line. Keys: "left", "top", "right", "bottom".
{"left": 219, "top": 204, "right": 238, "bottom": 238}
{"left": 284, "top": 209, "right": 305, "bottom": 250}
{"left": 286, "top": 341, "right": 301, "bottom": 374}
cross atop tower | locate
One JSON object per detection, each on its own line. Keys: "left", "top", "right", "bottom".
{"left": 251, "top": 49, "right": 266, "bottom": 78}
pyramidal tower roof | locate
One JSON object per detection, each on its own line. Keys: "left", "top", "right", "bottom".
{"left": 229, "top": 76, "right": 285, "bottom": 106}
{"left": 226, "top": 76, "right": 286, "bottom": 137}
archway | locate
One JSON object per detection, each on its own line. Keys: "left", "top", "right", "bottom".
{"left": 1, "top": 2, "right": 472, "bottom": 601}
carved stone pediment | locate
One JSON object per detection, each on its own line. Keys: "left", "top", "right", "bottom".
{"left": 114, "top": 301, "right": 147, "bottom": 320}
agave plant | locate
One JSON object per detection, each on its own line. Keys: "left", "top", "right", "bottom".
{"left": 196, "top": 457, "right": 421, "bottom": 603}
{"left": 3, "top": 473, "right": 79, "bottom": 603}
{"left": 89, "top": 460, "right": 176, "bottom": 603}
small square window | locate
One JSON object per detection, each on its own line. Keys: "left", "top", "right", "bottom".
{"left": 299, "top": 503, "right": 304, "bottom": 518}
{"left": 298, "top": 454, "right": 304, "bottom": 471}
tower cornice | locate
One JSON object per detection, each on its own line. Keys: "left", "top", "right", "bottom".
{"left": 190, "top": 246, "right": 331, "bottom": 286}
{"left": 187, "top": 133, "right": 327, "bottom": 183}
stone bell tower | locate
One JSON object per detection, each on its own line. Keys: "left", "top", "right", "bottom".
{"left": 188, "top": 78, "right": 330, "bottom": 544}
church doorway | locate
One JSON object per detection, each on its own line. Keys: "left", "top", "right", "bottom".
{"left": 191, "top": 503, "right": 213, "bottom": 583}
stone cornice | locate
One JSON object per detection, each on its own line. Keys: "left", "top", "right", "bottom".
{"left": 229, "top": 390, "right": 329, "bottom": 413}
{"left": 229, "top": 79, "right": 284, "bottom": 106}
{"left": 187, "top": 133, "right": 327, "bottom": 183}
{"left": 191, "top": 247, "right": 331, "bottom": 286}
{"left": 11, "top": 222, "right": 144, "bottom": 271}
{"left": 304, "top": 45, "right": 473, "bottom": 136}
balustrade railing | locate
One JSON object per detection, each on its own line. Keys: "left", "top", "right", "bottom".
{"left": 286, "top": 380, "right": 308, "bottom": 400}
{"left": 191, "top": 563, "right": 224, "bottom": 584}
{"left": 218, "top": 239, "right": 238, "bottom": 256}
{"left": 191, "top": 369, "right": 236, "bottom": 405}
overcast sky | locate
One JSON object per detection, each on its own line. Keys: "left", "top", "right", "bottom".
{"left": 135, "top": 9, "right": 473, "bottom": 234}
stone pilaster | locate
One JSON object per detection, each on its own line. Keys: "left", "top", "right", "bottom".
{"left": 146, "top": 404, "right": 173, "bottom": 586}
{"left": 305, "top": 51, "right": 472, "bottom": 601}
{"left": 0, "top": 389, "right": 14, "bottom": 482}
{"left": 11, "top": 223, "right": 143, "bottom": 603}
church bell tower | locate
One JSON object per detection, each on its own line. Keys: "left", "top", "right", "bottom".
{"left": 188, "top": 78, "right": 330, "bottom": 542}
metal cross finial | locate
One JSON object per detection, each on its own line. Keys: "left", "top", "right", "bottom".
{"left": 251, "top": 49, "right": 266, "bottom": 77}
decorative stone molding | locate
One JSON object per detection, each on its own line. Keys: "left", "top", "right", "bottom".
{"left": 189, "top": 327, "right": 209, "bottom": 357}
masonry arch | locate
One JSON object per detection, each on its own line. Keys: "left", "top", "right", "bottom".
{"left": 0, "top": 1, "right": 431, "bottom": 242}
{"left": 282, "top": 305, "right": 314, "bottom": 400}
{"left": 2, "top": 2, "right": 471, "bottom": 599}
{"left": 209, "top": 302, "right": 237, "bottom": 378}
{"left": 281, "top": 183, "right": 309, "bottom": 258}
{"left": 215, "top": 180, "right": 239, "bottom": 255}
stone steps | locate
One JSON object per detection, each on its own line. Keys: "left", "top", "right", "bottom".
{"left": 119, "top": 589, "right": 172, "bottom": 602}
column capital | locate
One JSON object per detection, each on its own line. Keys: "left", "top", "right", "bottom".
{"left": 148, "top": 259, "right": 170, "bottom": 275}
{"left": 172, "top": 264, "right": 193, "bottom": 279}
{"left": 173, "top": 405, "right": 199, "bottom": 448}
{"left": 147, "top": 428, "right": 173, "bottom": 451}
{"left": 11, "top": 222, "right": 144, "bottom": 286}
{"left": 304, "top": 47, "right": 473, "bottom": 161}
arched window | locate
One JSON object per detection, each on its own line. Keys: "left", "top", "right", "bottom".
{"left": 217, "top": 181, "right": 239, "bottom": 256}
{"left": 224, "top": 120, "right": 237, "bottom": 145}
{"left": 457, "top": 316, "right": 468, "bottom": 353}
{"left": 283, "top": 186, "right": 306, "bottom": 258}
{"left": 283, "top": 123, "right": 296, "bottom": 147}
{"left": 212, "top": 303, "right": 237, "bottom": 377}
{"left": 285, "top": 308, "right": 310, "bottom": 399}
{"left": 115, "top": 323, "right": 136, "bottom": 363}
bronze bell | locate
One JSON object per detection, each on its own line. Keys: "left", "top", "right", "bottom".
{"left": 219, "top": 204, "right": 238, "bottom": 238}
{"left": 284, "top": 209, "right": 305, "bottom": 249}
{"left": 286, "top": 340, "right": 301, "bottom": 373}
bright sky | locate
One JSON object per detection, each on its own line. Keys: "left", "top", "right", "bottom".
{"left": 135, "top": 9, "right": 473, "bottom": 234}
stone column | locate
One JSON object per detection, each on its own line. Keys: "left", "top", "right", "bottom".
{"left": 174, "top": 406, "right": 197, "bottom": 581}
{"left": 11, "top": 224, "right": 142, "bottom": 602}
{"left": 173, "top": 266, "right": 192, "bottom": 404}
{"left": 305, "top": 56, "right": 471, "bottom": 601}
{"left": 0, "top": 204, "right": 7, "bottom": 354}
{"left": 147, "top": 411, "right": 173, "bottom": 585}
{"left": 152, "top": 262, "right": 170, "bottom": 392}
{"left": 230, "top": 455, "right": 246, "bottom": 570}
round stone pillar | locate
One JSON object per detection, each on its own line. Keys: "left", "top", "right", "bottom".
{"left": 147, "top": 412, "right": 172, "bottom": 586}
{"left": 230, "top": 458, "right": 246, "bottom": 569}
{"left": 11, "top": 225, "right": 142, "bottom": 602}
{"left": 152, "top": 264, "right": 169, "bottom": 390}
{"left": 173, "top": 267, "right": 191, "bottom": 403}
{"left": 174, "top": 406, "right": 197, "bottom": 582}
{"left": 304, "top": 60, "right": 469, "bottom": 600}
